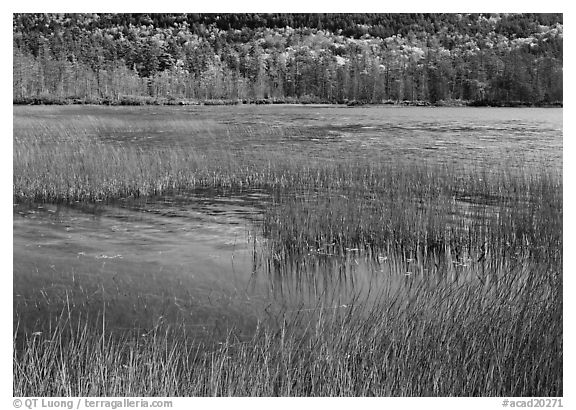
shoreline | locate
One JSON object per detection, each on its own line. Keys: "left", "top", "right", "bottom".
{"left": 13, "top": 96, "right": 563, "bottom": 108}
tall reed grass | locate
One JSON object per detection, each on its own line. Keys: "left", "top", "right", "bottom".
{"left": 14, "top": 127, "right": 561, "bottom": 264}
{"left": 14, "top": 258, "right": 561, "bottom": 396}
{"left": 13, "top": 113, "right": 562, "bottom": 396}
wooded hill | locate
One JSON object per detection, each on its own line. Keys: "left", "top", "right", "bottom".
{"left": 13, "top": 13, "right": 563, "bottom": 106}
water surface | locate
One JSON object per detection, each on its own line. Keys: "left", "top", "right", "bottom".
{"left": 14, "top": 105, "right": 562, "bottom": 168}
{"left": 13, "top": 105, "right": 563, "bottom": 339}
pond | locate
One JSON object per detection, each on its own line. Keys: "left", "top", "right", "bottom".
{"left": 14, "top": 104, "right": 562, "bottom": 168}
{"left": 13, "top": 105, "right": 563, "bottom": 341}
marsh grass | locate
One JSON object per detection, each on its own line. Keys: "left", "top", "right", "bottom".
{"left": 13, "top": 113, "right": 562, "bottom": 396}
{"left": 14, "top": 257, "right": 561, "bottom": 396}
{"left": 14, "top": 130, "right": 562, "bottom": 274}
{"left": 263, "top": 170, "right": 562, "bottom": 263}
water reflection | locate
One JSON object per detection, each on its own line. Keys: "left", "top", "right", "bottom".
{"left": 17, "top": 189, "right": 463, "bottom": 342}
{"left": 13, "top": 105, "right": 562, "bottom": 342}
{"left": 13, "top": 191, "right": 270, "bottom": 341}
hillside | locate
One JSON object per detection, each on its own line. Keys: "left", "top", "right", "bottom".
{"left": 13, "top": 13, "right": 563, "bottom": 106}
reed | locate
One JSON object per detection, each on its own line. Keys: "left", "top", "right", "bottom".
{"left": 13, "top": 112, "right": 562, "bottom": 396}
{"left": 13, "top": 257, "right": 561, "bottom": 396}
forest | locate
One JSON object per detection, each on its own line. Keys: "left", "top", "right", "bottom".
{"left": 13, "top": 13, "right": 563, "bottom": 106}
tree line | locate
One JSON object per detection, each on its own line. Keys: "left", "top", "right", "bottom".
{"left": 13, "top": 13, "right": 563, "bottom": 105}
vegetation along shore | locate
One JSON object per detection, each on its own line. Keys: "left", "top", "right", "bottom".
{"left": 13, "top": 106, "right": 562, "bottom": 396}
{"left": 14, "top": 13, "right": 562, "bottom": 106}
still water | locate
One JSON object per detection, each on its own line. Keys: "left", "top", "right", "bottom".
{"left": 13, "top": 105, "right": 562, "bottom": 340}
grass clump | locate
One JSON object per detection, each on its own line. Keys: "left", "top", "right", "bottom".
{"left": 14, "top": 258, "right": 561, "bottom": 396}
{"left": 13, "top": 110, "right": 562, "bottom": 396}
